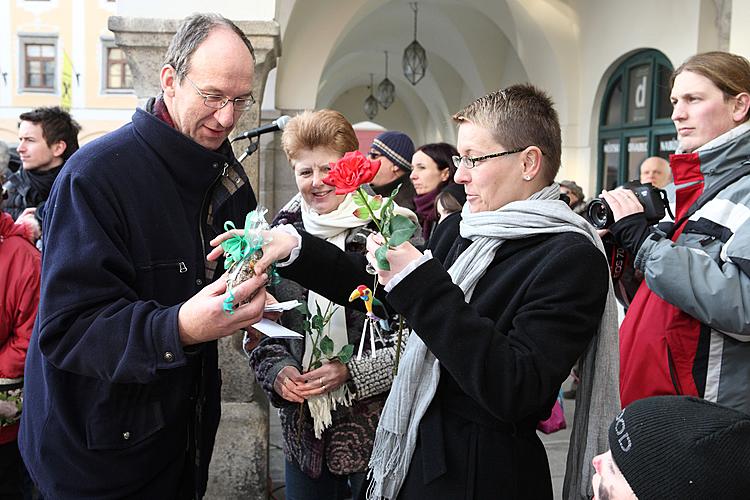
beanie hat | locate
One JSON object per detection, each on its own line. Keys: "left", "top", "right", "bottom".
{"left": 608, "top": 396, "right": 750, "bottom": 500}
{"left": 371, "top": 131, "right": 415, "bottom": 173}
{"left": 559, "top": 180, "right": 584, "bottom": 202}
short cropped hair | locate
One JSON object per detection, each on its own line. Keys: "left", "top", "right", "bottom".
{"left": 672, "top": 51, "right": 750, "bottom": 122}
{"left": 416, "top": 142, "right": 459, "bottom": 181}
{"left": 19, "top": 106, "right": 81, "bottom": 161}
{"left": 164, "top": 13, "right": 255, "bottom": 82}
{"left": 281, "top": 109, "right": 359, "bottom": 164}
{"left": 452, "top": 84, "right": 562, "bottom": 182}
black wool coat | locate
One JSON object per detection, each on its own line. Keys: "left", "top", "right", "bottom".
{"left": 19, "top": 108, "right": 256, "bottom": 499}
{"left": 281, "top": 219, "right": 609, "bottom": 499}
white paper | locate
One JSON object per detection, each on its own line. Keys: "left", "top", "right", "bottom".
{"left": 264, "top": 300, "right": 301, "bottom": 313}
{"left": 252, "top": 318, "right": 303, "bottom": 338}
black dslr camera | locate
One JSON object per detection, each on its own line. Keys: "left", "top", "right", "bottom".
{"left": 587, "top": 181, "right": 669, "bottom": 229}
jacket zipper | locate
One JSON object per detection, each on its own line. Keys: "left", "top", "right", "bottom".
{"left": 666, "top": 345, "right": 683, "bottom": 394}
{"left": 198, "top": 162, "right": 229, "bottom": 261}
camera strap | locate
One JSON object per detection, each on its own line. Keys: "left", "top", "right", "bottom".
{"left": 667, "top": 160, "right": 750, "bottom": 240}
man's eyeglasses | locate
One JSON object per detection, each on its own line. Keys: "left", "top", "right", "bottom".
{"left": 368, "top": 151, "right": 383, "bottom": 160}
{"left": 452, "top": 147, "right": 539, "bottom": 170}
{"left": 183, "top": 74, "right": 255, "bottom": 112}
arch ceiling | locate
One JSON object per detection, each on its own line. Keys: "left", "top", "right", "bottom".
{"left": 276, "top": 0, "right": 578, "bottom": 145}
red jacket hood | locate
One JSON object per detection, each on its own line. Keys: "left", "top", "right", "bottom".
{"left": 0, "top": 212, "right": 31, "bottom": 241}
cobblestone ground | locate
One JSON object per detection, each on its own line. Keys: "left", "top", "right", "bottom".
{"left": 268, "top": 378, "right": 577, "bottom": 500}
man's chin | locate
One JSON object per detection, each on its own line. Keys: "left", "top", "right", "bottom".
{"left": 196, "top": 135, "right": 228, "bottom": 151}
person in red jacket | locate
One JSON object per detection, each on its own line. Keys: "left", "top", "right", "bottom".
{"left": 0, "top": 210, "right": 40, "bottom": 498}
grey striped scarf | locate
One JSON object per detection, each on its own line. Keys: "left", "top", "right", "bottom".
{"left": 367, "top": 183, "right": 620, "bottom": 499}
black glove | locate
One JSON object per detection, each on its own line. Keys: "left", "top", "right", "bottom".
{"left": 609, "top": 213, "right": 653, "bottom": 256}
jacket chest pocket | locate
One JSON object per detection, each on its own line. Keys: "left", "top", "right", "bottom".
{"left": 86, "top": 400, "right": 165, "bottom": 451}
{"left": 134, "top": 258, "right": 192, "bottom": 302}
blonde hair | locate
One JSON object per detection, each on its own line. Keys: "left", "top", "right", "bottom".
{"left": 281, "top": 109, "right": 359, "bottom": 163}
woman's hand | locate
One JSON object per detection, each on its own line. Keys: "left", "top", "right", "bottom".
{"left": 273, "top": 365, "right": 306, "bottom": 403}
{"left": 207, "top": 227, "right": 299, "bottom": 276}
{"left": 599, "top": 188, "right": 644, "bottom": 223}
{"left": 296, "top": 361, "right": 351, "bottom": 398}
{"left": 366, "top": 233, "right": 424, "bottom": 286}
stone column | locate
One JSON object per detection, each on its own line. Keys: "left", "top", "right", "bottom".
{"left": 108, "top": 16, "right": 281, "bottom": 499}
{"left": 262, "top": 108, "right": 304, "bottom": 216}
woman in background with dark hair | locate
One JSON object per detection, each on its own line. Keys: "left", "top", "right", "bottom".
{"left": 410, "top": 142, "right": 458, "bottom": 239}
{"left": 427, "top": 182, "right": 467, "bottom": 262}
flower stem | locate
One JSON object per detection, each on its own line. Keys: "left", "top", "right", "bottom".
{"left": 358, "top": 188, "right": 385, "bottom": 235}
{"left": 393, "top": 314, "right": 404, "bottom": 376}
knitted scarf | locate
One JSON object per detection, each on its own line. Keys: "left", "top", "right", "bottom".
{"left": 413, "top": 188, "right": 440, "bottom": 240}
{"left": 367, "top": 183, "right": 620, "bottom": 499}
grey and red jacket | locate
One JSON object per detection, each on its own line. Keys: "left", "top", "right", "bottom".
{"left": 620, "top": 122, "right": 750, "bottom": 413}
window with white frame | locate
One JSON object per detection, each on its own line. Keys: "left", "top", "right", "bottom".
{"left": 19, "top": 36, "right": 57, "bottom": 92}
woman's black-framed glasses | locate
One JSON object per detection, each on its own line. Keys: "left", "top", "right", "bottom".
{"left": 183, "top": 74, "right": 255, "bottom": 111}
{"left": 452, "top": 148, "right": 530, "bottom": 170}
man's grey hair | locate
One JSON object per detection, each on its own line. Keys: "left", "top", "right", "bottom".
{"left": 163, "top": 13, "right": 255, "bottom": 81}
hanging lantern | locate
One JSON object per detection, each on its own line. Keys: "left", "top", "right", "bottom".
{"left": 376, "top": 51, "right": 395, "bottom": 109}
{"left": 402, "top": 2, "right": 427, "bottom": 85}
{"left": 363, "top": 73, "right": 379, "bottom": 120}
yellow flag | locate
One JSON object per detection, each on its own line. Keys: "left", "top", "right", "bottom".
{"left": 61, "top": 52, "right": 73, "bottom": 111}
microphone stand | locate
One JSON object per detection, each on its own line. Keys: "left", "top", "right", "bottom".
{"left": 234, "top": 138, "right": 259, "bottom": 164}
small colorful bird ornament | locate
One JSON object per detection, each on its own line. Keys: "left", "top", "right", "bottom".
{"left": 348, "top": 285, "right": 387, "bottom": 359}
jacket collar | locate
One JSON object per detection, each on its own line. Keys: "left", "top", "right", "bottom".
{"left": 671, "top": 122, "right": 750, "bottom": 188}
{"left": 131, "top": 107, "right": 235, "bottom": 196}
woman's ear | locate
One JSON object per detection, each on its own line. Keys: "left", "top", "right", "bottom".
{"left": 520, "top": 146, "right": 544, "bottom": 181}
{"left": 733, "top": 92, "right": 750, "bottom": 123}
{"left": 440, "top": 168, "right": 450, "bottom": 182}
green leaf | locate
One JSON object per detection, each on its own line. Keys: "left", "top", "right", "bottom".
{"left": 369, "top": 195, "right": 383, "bottom": 211}
{"left": 320, "top": 336, "right": 334, "bottom": 356}
{"left": 388, "top": 215, "right": 417, "bottom": 246}
{"left": 312, "top": 347, "right": 321, "bottom": 360}
{"left": 375, "top": 244, "right": 390, "bottom": 271}
{"left": 389, "top": 184, "right": 403, "bottom": 198}
{"left": 352, "top": 190, "right": 368, "bottom": 207}
{"left": 311, "top": 314, "right": 324, "bottom": 331}
{"left": 311, "top": 360, "right": 322, "bottom": 370}
{"left": 353, "top": 207, "right": 371, "bottom": 220}
{"left": 295, "top": 302, "right": 309, "bottom": 316}
{"left": 336, "top": 344, "right": 354, "bottom": 364}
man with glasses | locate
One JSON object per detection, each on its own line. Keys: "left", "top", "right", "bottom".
{"left": 367, "top": 130, "right": 417, "bottom": 211}
{"left": 19, "top": 14, "right": 267, "bottom": 499}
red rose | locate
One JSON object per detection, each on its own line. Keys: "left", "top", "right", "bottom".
{"left": 323, "top": 151, "right": 381, "bottom": 195}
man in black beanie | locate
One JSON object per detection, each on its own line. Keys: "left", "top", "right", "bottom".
{"left": 592, "top": 395, "right": 750, "bottom": 500}
{"left": 367, "top": 130, "right": 417, "bottom": 211}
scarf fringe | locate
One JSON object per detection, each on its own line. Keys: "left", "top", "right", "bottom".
{"left": 366, "top": 426, "right": 404, "bottom": 500}
{"left": 308, "top": 383, "right": 354, "bottom": 439}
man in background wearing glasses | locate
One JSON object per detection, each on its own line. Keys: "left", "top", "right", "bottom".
{"left": 367, "top": 130, "right": 418, "bottom": 211}
{"left": 19, "top": 13, "right": 267, "bottom": 499}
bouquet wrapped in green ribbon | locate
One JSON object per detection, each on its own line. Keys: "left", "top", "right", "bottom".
{"left": 221, "top": 207, "right": 271, "bottom": 314}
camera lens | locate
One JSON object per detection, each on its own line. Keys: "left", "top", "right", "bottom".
{"left": 587, "top": 199, "right": 612, "bottom": 229}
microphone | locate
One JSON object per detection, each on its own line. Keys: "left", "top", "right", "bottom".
{"left": 232, "top": 115, "right": 291, "bottom": 142}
